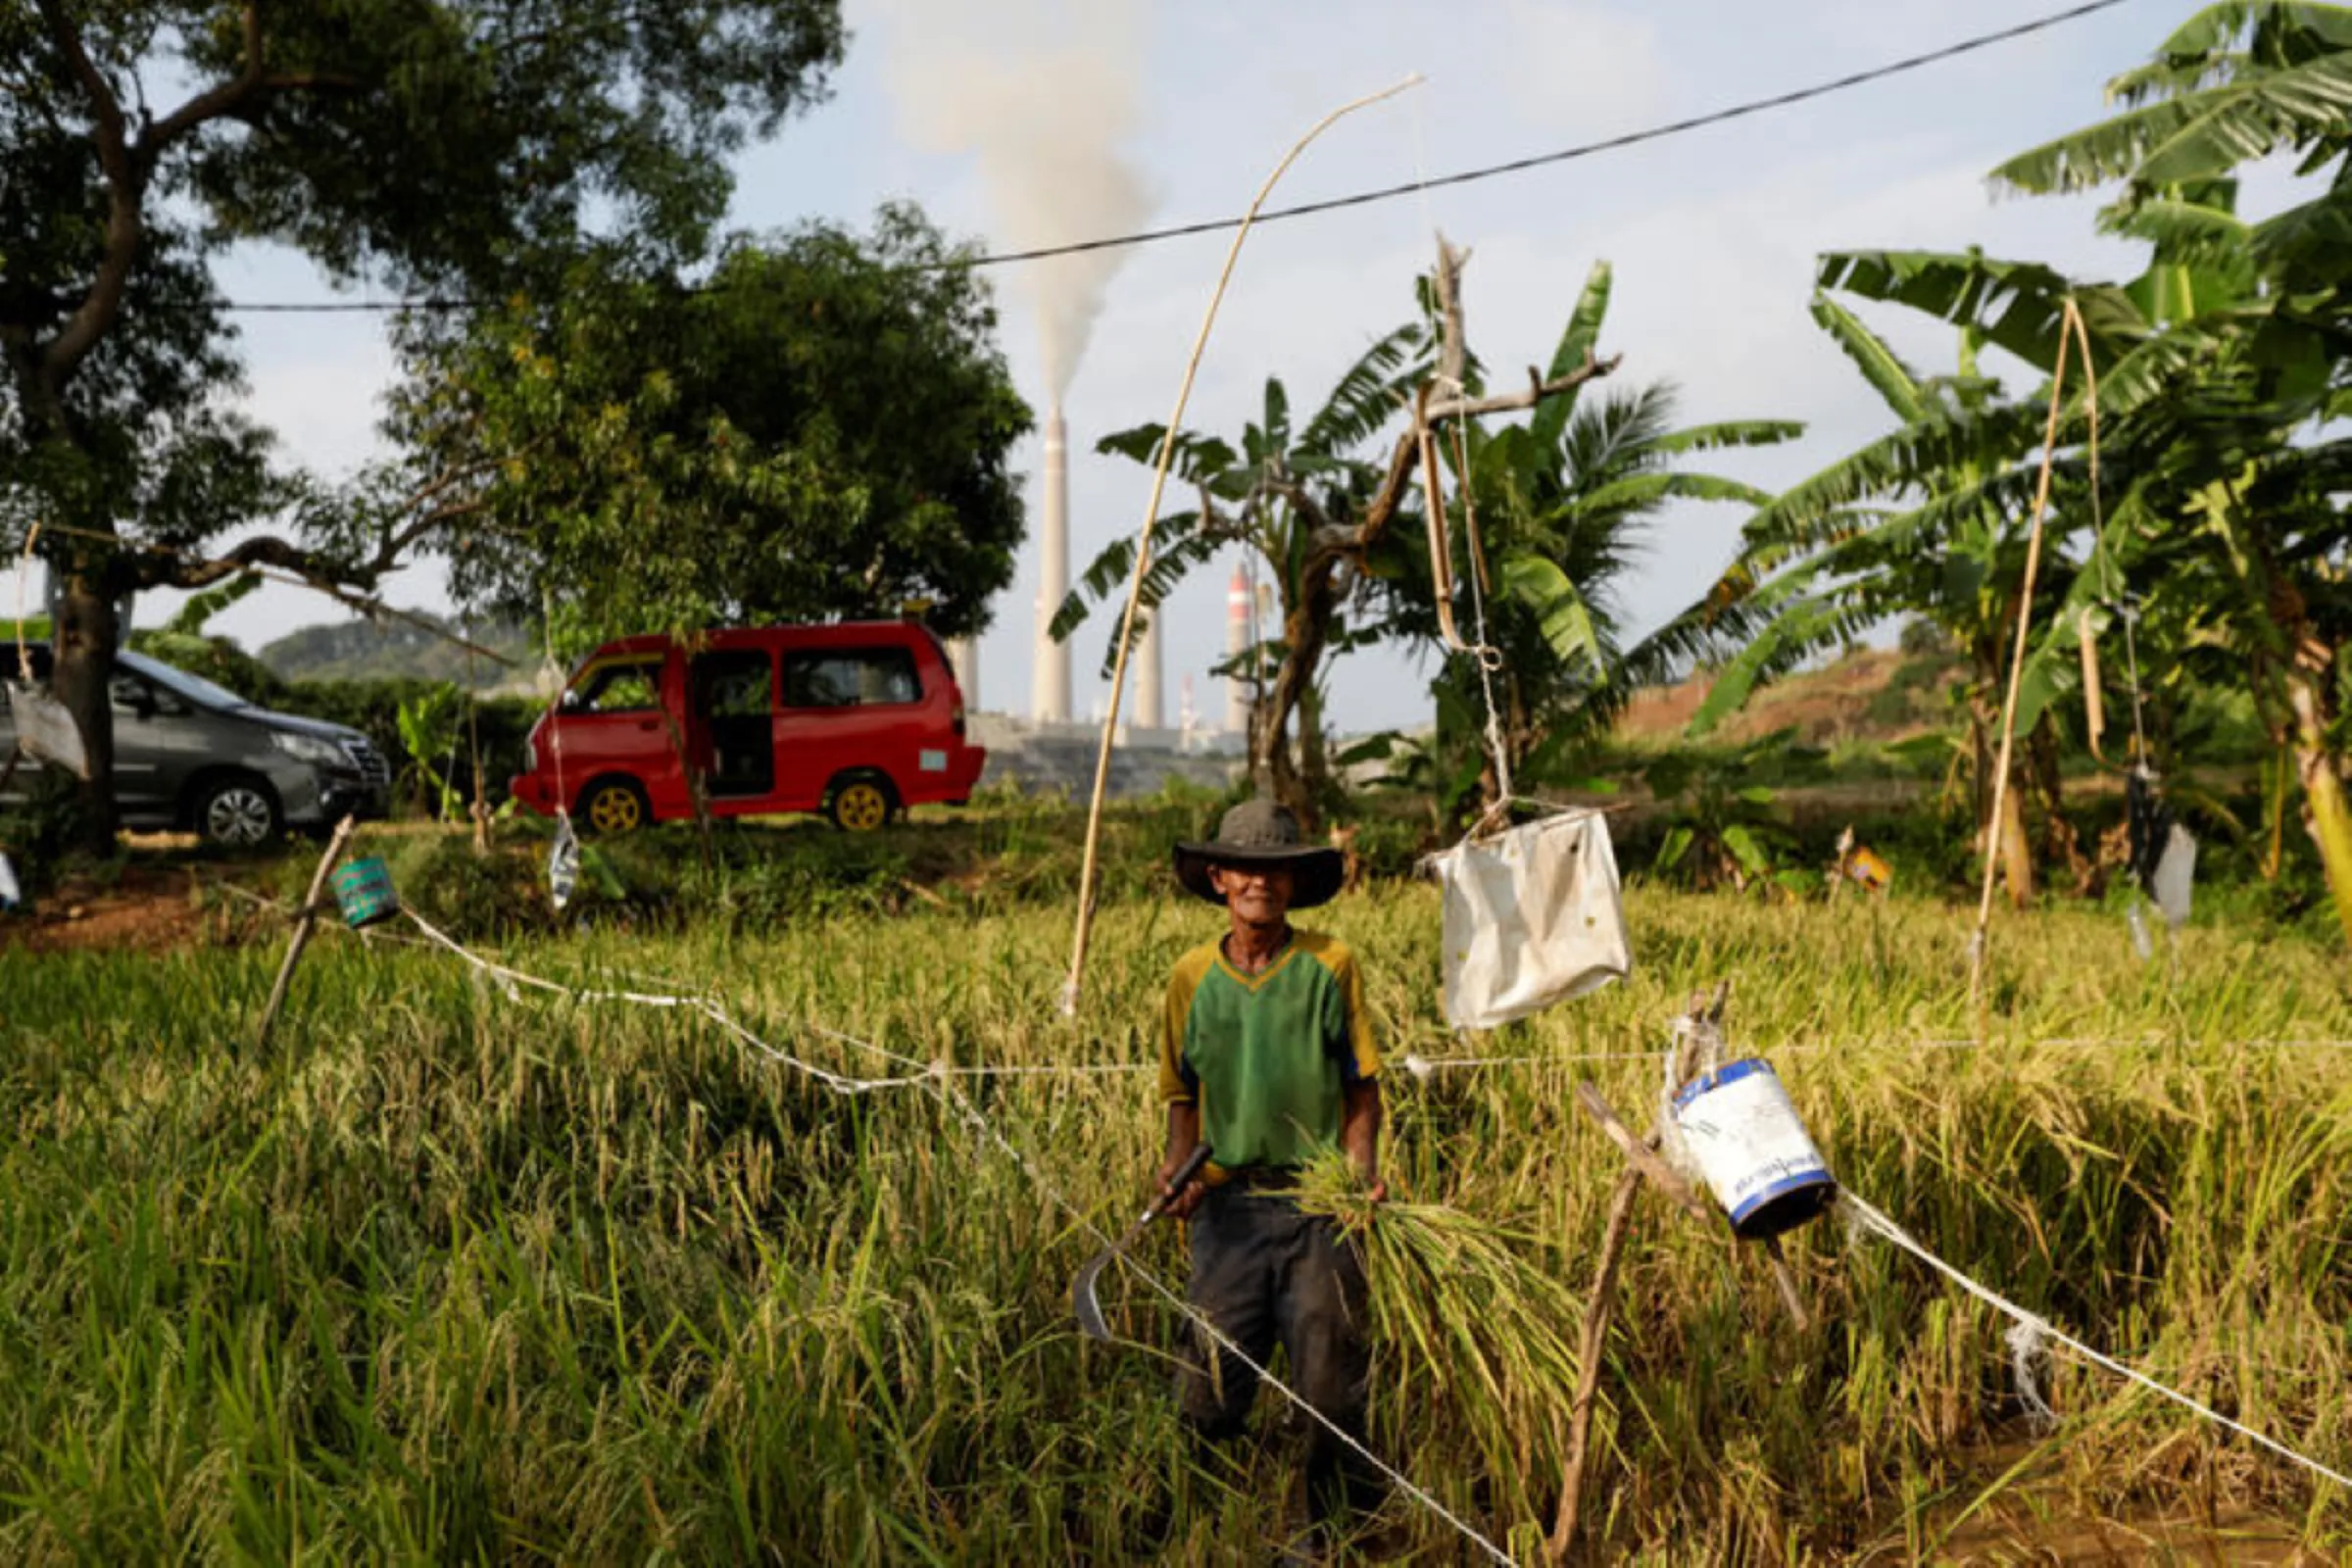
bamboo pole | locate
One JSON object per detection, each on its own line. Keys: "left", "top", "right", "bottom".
{"left": 256, "top": 814, "right": 355, "bottom": 1050}
{"left": 1058, "top": 74, "right": 1423, "bottom": 1017}
{"left": 1969, "top": 298, "right": 2085, "bottom": 1013}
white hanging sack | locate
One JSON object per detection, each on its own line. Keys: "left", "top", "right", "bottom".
{"left": 1432, "top": 808, "right": 1631, "bottom": 1030}
{"left": 5, "top": 682, "right": 88, "bottom": 780}
{"left": 2150, "top": 822, "right": 2196, "bottom": 930}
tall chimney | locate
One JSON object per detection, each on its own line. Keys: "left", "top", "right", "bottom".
{"left": 1224, "top": 564, "right": 1250, "bottom": 735}
{"left": 1135, "top": 613, "right": 1164, "bottom": 732}
{"left": 1031, "top": 406, "right": 1071, "bottom": 724}
{"left": 947, "top": 636, "right": 979, "bottom": 712}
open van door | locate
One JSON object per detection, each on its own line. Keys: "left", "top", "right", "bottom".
{"left": 689, "top": 646, "right": 777, "bottom": 804}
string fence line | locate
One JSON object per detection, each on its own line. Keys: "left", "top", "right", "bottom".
{"left": 385, "top": 909, "right": 1513, "bottom": 1559}
{"left": 1838, "top": 1190, "right": 2352, "bottom": 1494}
{"left": 338, "top": 906, "right": 2352, "bottom": 1546}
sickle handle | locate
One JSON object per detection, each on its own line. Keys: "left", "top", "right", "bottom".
{"left": 1157, "top": 1142, "right": 1214, "bottom": 1212}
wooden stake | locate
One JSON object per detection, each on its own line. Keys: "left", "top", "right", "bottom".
{"left": 1059, "top": 74, "right": 1422, "bottom": 1017}
{"left": 256, "top": 814, "right": 354, "bottom": 1051}
{"left": 1547, "top": 1164, "right": 1641, "bottom": 1565}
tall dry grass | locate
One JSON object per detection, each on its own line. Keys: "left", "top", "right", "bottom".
{"left": 3, "top": 880, "right": 2348, "bottom": 1561}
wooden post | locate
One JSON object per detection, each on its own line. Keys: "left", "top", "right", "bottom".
{"left": 256, "top": 814, "right": 354, "bottom": 1051}
{"left": 1547, "top": 985, "right": 1813, "bottom": 1562}
{"left": 1548, "top": 1163, "right": 1641, "bottom": 1565}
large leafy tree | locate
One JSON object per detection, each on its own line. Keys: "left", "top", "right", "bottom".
{"left": 1053, "top": 244, "right": 1627, "bottom": 826}
{"left": 1054, "top": 324, "right": 1434, "bottom": 823}
{"left": 1695, "top": 279, "right": 2113, "bottom": 905}
{"left": 1988, "top": 0, "right": 2352, "bottom": 944}
{"left": 391, "top": 207, "right": 1031, "bottom": 646}
{"left": 1, "top": 0, "right": 844, "bottom": 847}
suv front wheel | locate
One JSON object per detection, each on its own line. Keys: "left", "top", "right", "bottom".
{"left": 193, "top": 774, "right": 282, "bottom": 850}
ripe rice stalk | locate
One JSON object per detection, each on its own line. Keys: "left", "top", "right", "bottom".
{"left": 1293, "top": 1148, "right": 1587, "bottom": 1530}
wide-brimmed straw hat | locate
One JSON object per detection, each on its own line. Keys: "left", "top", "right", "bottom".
{"left": 1172, "top": 799, "right": 1346, "bottom": 909}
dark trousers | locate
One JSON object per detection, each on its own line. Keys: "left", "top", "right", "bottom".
{"left": 1177, "top": 1184, "right": 1378, "bottom": 1525}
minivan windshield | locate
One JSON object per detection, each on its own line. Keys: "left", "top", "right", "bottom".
{"left": 119, "top": 650, "right": 251, "bottom": 711}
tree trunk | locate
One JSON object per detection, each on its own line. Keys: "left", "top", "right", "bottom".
{"left": 1251, "top": 560, "right": 1342, "bottom": 830}
{"left": 1968, "top": 656, "right": 2034, "bottom": 909}
{"left": 2284, "top": 667, "right": 2352, "bottom": 952}
{"left": 49, "top": 565, "right": 122, "bottom": 856}
{"left": 1997, "top": 778, "right": 2034, "bottom": 909}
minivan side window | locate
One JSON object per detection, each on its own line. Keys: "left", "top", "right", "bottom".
{"left": 781, "top": 649, "right": 922, "bottom": 709}
{"left": 572, "top": 659, "right": 664, "bottom": 713}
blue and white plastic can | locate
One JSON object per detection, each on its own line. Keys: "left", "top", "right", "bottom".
{"left": 1672, "top": 1057, "right": 1836, "bottom": 1239}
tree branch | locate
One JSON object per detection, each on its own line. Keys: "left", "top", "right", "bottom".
{"left": 144, "top": 2, "right": 265, "bottom": 149}
{"left": 1425, "top": 353, "right": 1621, "bottom": 424}
{"left": 32, "top": 0, "right": 142, "bottom": 391}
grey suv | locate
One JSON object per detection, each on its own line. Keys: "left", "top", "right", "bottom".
{"left": 2, "top": 643, "right": 390, "bottom": 847}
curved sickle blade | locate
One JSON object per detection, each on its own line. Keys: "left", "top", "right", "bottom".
{"left": 1072, "top": 1144, "right": 1212, "bottom": 1343}
{"left": 1072, "top": 1247, "right": 1121, "bottom": 1343}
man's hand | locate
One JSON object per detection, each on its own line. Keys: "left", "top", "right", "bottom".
{"left": 1156, "top": 1153, "right": 1208, "bottom": 1221}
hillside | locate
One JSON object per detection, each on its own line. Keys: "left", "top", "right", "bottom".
{"left": 1616, "top": 646, "right": 1963, "bottom": 749}
{"left": 258, "top": 614, "right": 533, "bottom": 688}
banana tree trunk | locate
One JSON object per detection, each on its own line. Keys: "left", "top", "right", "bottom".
{"left": 2285, "top": 669, "right": 2352, "bottom": 951}
{"left": 1968, "top": 686, "right": 2034, "bottom": 908}
{"left": 1997, "top": 778, "right": 2034, "bottom": 909}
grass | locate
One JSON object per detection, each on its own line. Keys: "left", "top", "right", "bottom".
{"left": 4, "top": 845, "right": 2351, "bottom": 1562}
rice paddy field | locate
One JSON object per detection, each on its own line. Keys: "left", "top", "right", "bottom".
{"left": 4, "top": 852, "right": 2350, "bottom": 1563}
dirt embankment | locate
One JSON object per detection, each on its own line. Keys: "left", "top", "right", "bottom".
{"left": 1619, "top": 648, "right": 1956, "bottom": 749}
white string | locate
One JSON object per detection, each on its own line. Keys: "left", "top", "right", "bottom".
{"left": 1840, "top": 1189, "right": 2352, "bottom": 1493}
{"left": 338, "top": 908, "right": 2352, "bottom": 1548}
{"left": 389, "top": 908, "right": 1509, "bottom": 1559}
{"left": 917, "top": 1072, "right": 1517, "bottom": 1565}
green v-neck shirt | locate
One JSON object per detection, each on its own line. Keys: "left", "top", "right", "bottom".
{"left": 1157, "top": 928, "right": 1380, "bottom": 1173}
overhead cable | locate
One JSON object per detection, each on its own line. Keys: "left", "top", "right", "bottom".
{"left": 218, "top": 0, "right": 2133, "bottom": 316}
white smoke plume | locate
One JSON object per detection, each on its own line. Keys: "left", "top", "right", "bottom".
{"left": 874, "top": 0, "right": 1154, "bottom": 399}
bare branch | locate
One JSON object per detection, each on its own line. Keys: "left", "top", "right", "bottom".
{"left": 1432, "top": 232, "right": 1471, "bottom": 393}
{"left": 1426, "top": 353, "right": 1621, "bottom": 425}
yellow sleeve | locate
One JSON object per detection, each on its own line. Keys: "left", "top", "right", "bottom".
{"left": 1159, "top": 952, "right": 1207, "bottom": 1104}
{"left": 1327, "top": 942, "right": 1381, "bottom": 1082}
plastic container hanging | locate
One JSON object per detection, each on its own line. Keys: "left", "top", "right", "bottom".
{"left": 548, "top": 813, "right": 580, "bottom": 912}
{"left": 330, "top": 857, "right": 400, "bottom": 929}
{"left": 1671, "top": 1058, "right": 1836, "bottom": 1240}
{"left": 0, "top": 851, "right": 21, "bottom": 912}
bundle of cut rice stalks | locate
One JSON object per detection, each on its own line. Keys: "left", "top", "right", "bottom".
{"left": 1295, "top": 1151, "right": 1587, "bottom": 1536}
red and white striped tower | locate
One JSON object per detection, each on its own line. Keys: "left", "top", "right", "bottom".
{"left": 1224, "top": 564, "right": 1250, "bottom": 736}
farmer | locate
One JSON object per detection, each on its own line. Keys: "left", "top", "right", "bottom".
{"left": 1157, "top": 798, "right": 1385, "bottom": 1536}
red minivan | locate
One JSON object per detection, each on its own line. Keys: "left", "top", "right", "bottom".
{"left": 508, "top": 621, "right": 986, "bottom": 833}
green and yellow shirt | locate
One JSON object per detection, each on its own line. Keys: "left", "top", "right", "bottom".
{"left": 1158, "top": 928, "right": 1381, "bottom": 1174}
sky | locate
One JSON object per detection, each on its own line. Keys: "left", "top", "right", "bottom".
{"left": 160, "top": 0, "right": 2206, "bottom": 735}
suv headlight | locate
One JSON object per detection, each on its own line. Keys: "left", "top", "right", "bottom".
{"left": 270, "top": 731, "right": 347, "bottom": 766}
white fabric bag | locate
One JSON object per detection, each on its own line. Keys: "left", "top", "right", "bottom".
{"left": 2150, "top": 822, "right": 2196, "bottom": 930}
{"left": 1433, "top": 809, "right": 1631, "bottom": 1030}
{"left": 5, "top": 681, "right": 88, "bottom": 779}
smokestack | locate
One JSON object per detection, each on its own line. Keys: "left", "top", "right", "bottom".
{"left": 947, "top": 636, "right": 980, "bottom": 712}
{"left": 1225, "top": 564, "right": 1250, "bottom": 735}
{"left": 1032, "top": 407, "right": 1071, "bottom": 724}
{"left": 1135, "top": 612, "right": 1164, "bottom": 731}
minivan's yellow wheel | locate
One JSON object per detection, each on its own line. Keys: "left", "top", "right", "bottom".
{"left": 829, "top": 778, "right": 892, "bottom": 833}
{"left": 581, "top": 778, "right": 649, "bottom": 835}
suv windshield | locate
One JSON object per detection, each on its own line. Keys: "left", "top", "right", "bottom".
{"left": 118, "top": 650, "right": 250, "bottom": 711}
